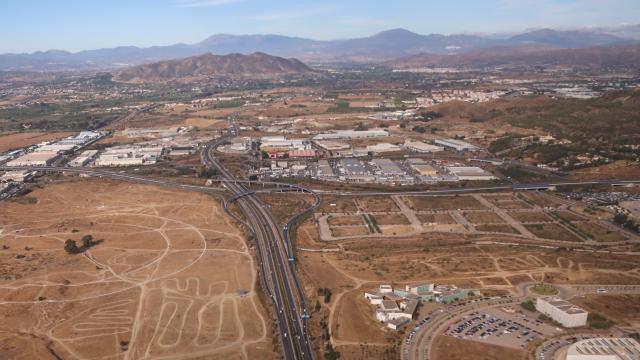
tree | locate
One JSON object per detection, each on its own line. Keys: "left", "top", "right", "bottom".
{"left": 64, "top": 239, "right": 79, "bottom": 254}
{"left": 82, "top": 235, "right": 94, "bottom": 249}
{"left": 613, "top": 213, "right": 628, "bottom": 225}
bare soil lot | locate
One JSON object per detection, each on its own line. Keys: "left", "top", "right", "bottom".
{"left": 571, "top": 221, "right": 628, "bottom": 242}
{"left": 371, "top": 213, "right": 411, "bottom": 225}
{"left": 524, "top": 223, "right": 583, "bottom": 242}
{"left": 507, "top": 211, "right": 552, "bottom": 223}
{"left": 463, "top": 211, "right": 505, "bottom": 224}
{"left": 0, "top": 131, "right": 74, "bottom": 152}
{"left": 328, "top": 215, "right": 365, "bottom": 226}
{"left": 357, "top": 197, "right": 400, "bottom": 212}
{"left": 416, "top": 213, "right": 456, "bottom": 224}
{"left": 572, "top": 295, "right": 640, "bottom": 327}
{"left": 331, "top": 226, "right": 371, "bottom": 237}
{"left": 404, "top": 196, "right": 486, "bottom": 211}
{"left": 0, "top": 180, "right": 274, "bottom": 360}
{"left": 475, "top": 224, "right": 518, "bottom": 234}
{"left": 432, "top": 335, "right": 525, "bottom": 360}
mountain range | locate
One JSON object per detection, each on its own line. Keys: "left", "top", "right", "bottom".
{"left": 113, "top": 52, "right": 312, "bottom": 83}
{"left": 1, "top": 26, "right": 639, "bottom": 71}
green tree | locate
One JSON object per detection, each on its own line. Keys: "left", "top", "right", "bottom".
{"left": 82, "top": 235, "right": 94, "bottom": 248}
{"left": 64, "top": 239, "right": 79, "bottom": 254}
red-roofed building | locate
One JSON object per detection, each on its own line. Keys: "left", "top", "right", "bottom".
{"left": 288, "top": 149, "right": 316, "bottom": 158}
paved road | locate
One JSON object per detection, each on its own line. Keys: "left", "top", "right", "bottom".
{"left": 202, "top": 130, "right": 315, "bottom": 360}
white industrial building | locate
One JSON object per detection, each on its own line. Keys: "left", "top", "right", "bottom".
{"left": 7, "top": 151, "right": 60, "bottom": 167}
{"left": 313, "top": 128, "right": 389, "bottom": 140}
{"left": 94, "top": 146, "right": 164, "bottom": 167}
{"left": 434, "top": 138, "right": 478, "bottom": 151}
{"left": 404, "top": 139, "right": 444, "bottom": 153}
{"left": 260, "top": 136, "right": 308, "bottom": 151}
{"left": 565, "top": 337, "right": 640, "bottom": 360}
{"left": 447, "top": 166, "right": 496, "bottom": 181}
{"left": 536, "top": 297, "right": 588, "bottom": 328}
{"left": 366, "top": 142, "right": 401, "bottom": 154}
{"left": 68, "top": 150, "right": 99, "bottom": 167}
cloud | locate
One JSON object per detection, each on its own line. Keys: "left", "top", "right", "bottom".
{"left": 174, "top": 0, "right": 242, "bottom": 7}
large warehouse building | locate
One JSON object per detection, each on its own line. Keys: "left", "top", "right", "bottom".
{"left": 565, "top": 337, "right": 640, "bottom": 360}
{"left": 536, "top": 297, "right": 588, "bottom": 328}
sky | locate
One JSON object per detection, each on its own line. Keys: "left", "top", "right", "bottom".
{"left": 1, "top": 0, "right": 639, "bottom": 53}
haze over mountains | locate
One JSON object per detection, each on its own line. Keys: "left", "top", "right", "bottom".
{"left": 1, "top": 26, "right": 639, "bottom": 71}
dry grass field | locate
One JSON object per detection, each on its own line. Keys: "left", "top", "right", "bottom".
{"left": 0, "top": 131, "right": 74, "bottom": 152}
{"left": 404, "top": 196, "right": 486, "bottom": 211}
{"left": 432, "top": 335, "right": 526, "bottom": 360}
{"left": 0, "top": 180, "right": 275, "bottom": 360}
{"left": 572, "top": 295, "right": 640, "bottom": 327}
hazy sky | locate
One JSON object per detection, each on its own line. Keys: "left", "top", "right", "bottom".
{"left": 2, "top": 0, "right": 639, "bottom": 53}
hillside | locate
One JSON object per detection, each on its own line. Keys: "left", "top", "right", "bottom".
{"left": 391, "top": 44, "right": 640, "bottom": 69}
{"left": 113, "top": 52, "right": 312, "bottom": 83}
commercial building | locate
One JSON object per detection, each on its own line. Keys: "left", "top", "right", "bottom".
{"left": 68, "top": 150, "right": 98, "bottom": 167}
{"left": 315, "top": 160, "right": 336, "bottom": 179}
{"left": 536, "top": 297, "right": 588, "bottom": 328}
{"left": 7, "top": 151, "right": 60, "bottom": 167}
{"left": 404, "top": 139, "right": 444, "bottom": 153}
{"left": 288, "top": 149, "right": 316, "bottom": 158}
{"left": 260, "top": 136, "right": 308, "bottom": 152}
{"left": 313, "top": 128, "right": 389, "bottom": 140}
{"left": 0, "top": 170, "right": 35, "bottom": 183}
{"left": 366, "top": 142, "right": 401, "bottom": 154}
{"left": 446, "top": 166, "right": 496, "bottom": 181}
{"left": 372, "top": 158, "right": 404, "bottom": 176}
{"left": 435, "top": 138, "right": 478, "bottom": 151}
{"left": 411, "top": 164, "right": 438, "bottom": 176}
{"left": 565, "top": 338, "right": 640, "bottom": 360}
{"left": 313, "top": 140, "right": 350, "bottom": 151}
{"left": 93, "top": 146, "right": 164, "bottom": 167}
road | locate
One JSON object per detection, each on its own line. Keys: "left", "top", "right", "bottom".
{"left": 201, "top": 132, "right": 315, "bottom": 360}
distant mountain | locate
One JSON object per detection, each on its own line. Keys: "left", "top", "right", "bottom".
{"left": 391, "top": 44, "right": 640, "bottom": 69}
{"left": 1, "top": 26, "right": 638, "bottom": 71}
{"left": 113, "top": 52, "right": 312, "bottom": 83}
{"left": 508, "top": 28, "right": 627, "bottom": 48}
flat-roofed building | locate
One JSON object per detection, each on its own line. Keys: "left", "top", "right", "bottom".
{"left": 447, "top": 166, "right": 495, "bottom": 180}
{"left": 566, "top": 337, "right": 640, "bottom": 360}
{"left": 315, "top": 160, "right": 336, "bottom": 179}
{"left": 404, "top": 139, "right": 444, "bottom": 153}
{"left": 68, "top": 150, "right": 98, "bottom": 167}
{"left": 313, "top": 128, "right": 389, "bottom": 140}
{"left": 7, "top": 151, "right": 60, "bottom": 166}
{"left": 412, "top": 164, "right": 438, "bottom": 176}
{"left": 435, "top": 138, "right": 478, "bottom": 151}
{"left": 366, "top": 142, "right": 401, "bottom": 154}
{"left": 536, "top": 297, "right": 588, "bottom": 328}
{"left": 372, "top": 158, "right": 404, "bottom": 176}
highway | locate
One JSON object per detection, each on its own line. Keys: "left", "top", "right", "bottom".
{"left": 201, "top": 130, "right": 315, "bottom": 360}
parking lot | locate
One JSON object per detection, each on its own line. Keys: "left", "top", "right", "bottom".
{"left": 444, "top": 307, "right": 559, "bottom": 349}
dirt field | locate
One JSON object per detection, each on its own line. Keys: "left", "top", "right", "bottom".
{"left": 0, "top": 131, "right": 75, "bottom": 152}
{"left": 327, "top": 215, "right": 365, "bottom": 226}
{"left": 475, "top": 224, "right": 518, "bottom": 234}
{"left": 463, "top": 211, "right": 505, "bottom": 224}
{"left": 404, "top": 196, "right": 486, "bottom": 211}
{"left": 571, "top": 221, "right": 628, "bottom": 242}
{"left": 371, "top": 213, "right": 411, "bottom": 225}
{"left": 0, "top": 180, "right": 274, "bottom": 360}
{"left": 432, "top": 335, "right": 526, "bottom": 360}
{"left": 416, "top": 213, "right": 456, "bottom": 224}
{"left": 357, "top": 197, "right": 400, "bottom": 212}
{"left": 524, "top": 223, "right": 583, "bottom": 242}
{"left": 572, "top": 295, "right": 640, "bottom": 327}
{"left": 507, "top": 211, "right": 552, "bottom": 223}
